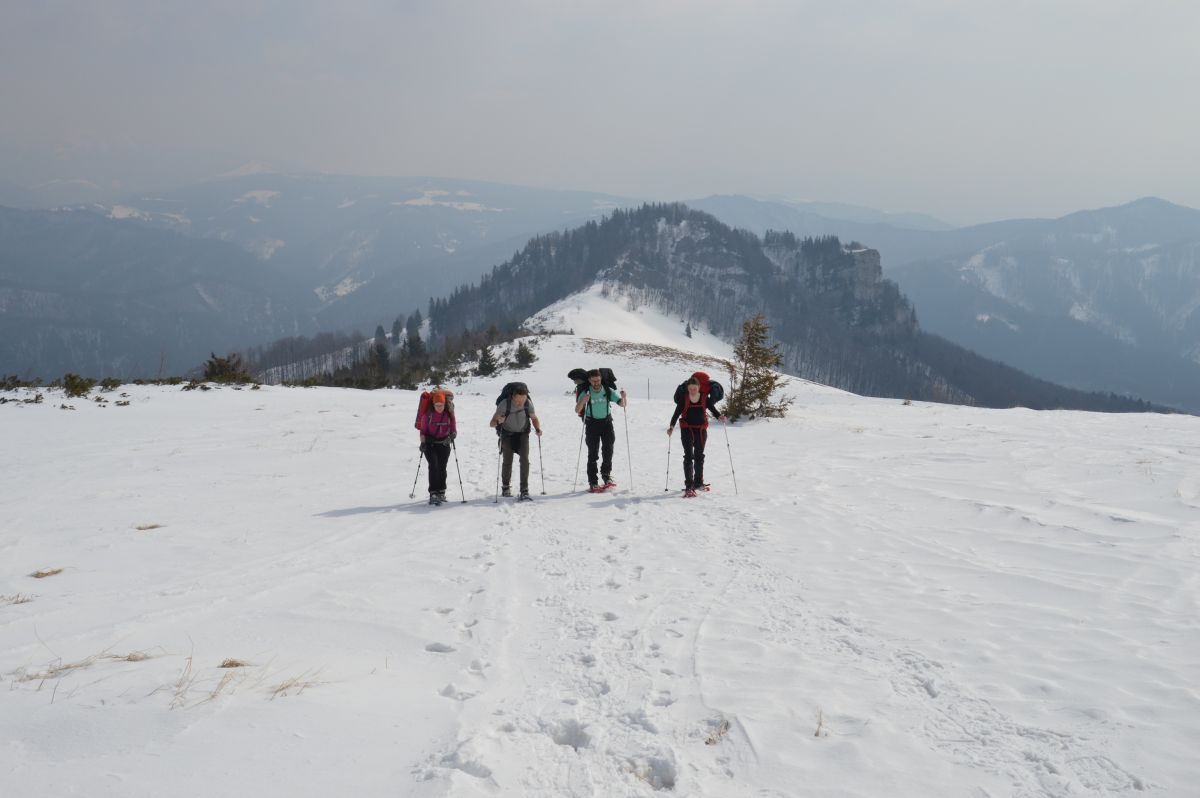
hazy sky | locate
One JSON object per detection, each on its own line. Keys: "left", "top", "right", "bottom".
{"left": 3, "top": 0, "right": 1198, "bottom": 224}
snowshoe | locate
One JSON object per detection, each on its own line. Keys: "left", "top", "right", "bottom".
{"left": 517, "top": 490, "right": 533, "bottom": 502}
{"left": 683, "top": 488, "right": 698, "bottom": 498}
{"left": 501, "top": 486, "right": 512, "bottom": 498}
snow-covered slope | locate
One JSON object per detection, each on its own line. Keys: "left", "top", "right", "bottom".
{"left": 526, "top": 283, "right": 734, "bottom": 361}
{"left": 2, "top": 326, "right": 1197, "bottom": 797}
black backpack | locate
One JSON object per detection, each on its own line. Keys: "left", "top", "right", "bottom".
{"left": 568, "top": 367, "right": 617, "bottom": 392}
{"left": 570, "top": 368, "right": 618, "bottom": 419}
{"left": 496, "top": 382, "right": 532, "bottom": 434}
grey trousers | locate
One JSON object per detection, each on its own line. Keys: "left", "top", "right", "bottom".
{"left": 500, "top": 432, "right": 530, "bottom": 491}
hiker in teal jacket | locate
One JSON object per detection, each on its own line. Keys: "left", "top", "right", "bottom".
{"left": 574, "top": 368, "right": 626, "bottom": 491}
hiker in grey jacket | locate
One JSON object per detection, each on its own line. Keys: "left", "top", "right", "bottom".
{"left": 489, "top": 386, "right": 542, "bottom": 499}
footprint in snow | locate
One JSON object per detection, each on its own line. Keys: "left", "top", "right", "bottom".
{"left": 439, "top": 683, "right": 476, "bottom": 701}
{"left": 425, "top": 642, "right": 456, "bottom": 653}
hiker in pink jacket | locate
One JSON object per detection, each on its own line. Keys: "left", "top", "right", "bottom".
{"left": 417, "top": 390, "right": 457, "bottom": 505}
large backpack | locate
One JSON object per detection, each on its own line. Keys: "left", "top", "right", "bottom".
{"left": 496, "top": 382, "right": 532, "bottom": 433}
{"left": 570, "top": 367, "right": 618, "bottom": 419}
{"left": 414, "top": 388, "right": 455, "bottom": 430}
{"left": 568, "top": 367, "right": 617, "bottom": 391}
{"left": 673, "top": 370, "right": 725, "bottom": 408}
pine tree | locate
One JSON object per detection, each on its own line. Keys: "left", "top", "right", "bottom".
{"left": 514, "top": 341, "right": 536, "bottom": 368}
{"left": 203, "top": 352, "right": 253, "bottom": 384}
{"left": 367, "top": 341, "right": 390, "bottom": 387}
{"left": 406, "top": 309, "right": 423, "bottom": 339}
{"left": 406, "top": 309, "right": 427, "bottom": 361}
{"left": 724, "top": 314, "right": 792, "bottom": 421}
{"left": 476, "top": 345, "right": 498, "bottom": 376}
{"left": 685, "top": 322, "right": 693, "bottom": 338}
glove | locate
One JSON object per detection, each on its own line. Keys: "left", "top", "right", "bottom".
{"left": 419, "top": 440, "right": 427, "bottom": 454}
{"left": 450, "top": 432, "right": 457, "bottom": 442}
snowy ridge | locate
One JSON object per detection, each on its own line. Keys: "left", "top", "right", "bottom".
{"left": 526, "top": 282, "right": 734, "bottom": 361}
{"left": 2, "top": 300, "right": 1198, "bottom": 795}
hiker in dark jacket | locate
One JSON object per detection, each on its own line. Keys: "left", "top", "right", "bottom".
{"left": 418, "top": 391, "right": 457, "bottom": 504}
{"left": 668, "top": 376, "right": 726, "bottom": 495}
{"left": 574, "top": 368, "right": 626, "bottom": 491}
{"left": 489, "top": 386, "right": 542, "bottom": 499}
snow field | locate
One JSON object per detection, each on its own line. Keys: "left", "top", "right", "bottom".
{"left": 1, "top": 288, "right": 1197, "bottom": 797}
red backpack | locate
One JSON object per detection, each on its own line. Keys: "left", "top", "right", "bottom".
{"left": 673, "top": 371, "right": 725, "bottom": 429}
{"left": 414, "top": 389, "right": 455, "bottom": 429}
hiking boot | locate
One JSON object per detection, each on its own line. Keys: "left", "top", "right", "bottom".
{"left": 603, "top": 477, "right": 616, "bottom": 488}
{"left": 501, "top": 486, "right": 512, "bottom": 498}
{"left": 683, "top": 488, "right": 698, "bottom": 498}
{"left": 518, "top": 489, "right": 531, "bottom": 501}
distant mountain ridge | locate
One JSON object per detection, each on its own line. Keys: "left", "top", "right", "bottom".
{"left": 695, "top": 195, "right": 1200, "bottom": 411}
{"left": 0, "top": 175, "right": 640, "bottom": 378}
{"left": 890, "top": 198, "right": 1200, "bottom": 411}
{"left": 425, "top": 203, "right": 1163, "bottom": 412}
{"left": 0, "top": 206, "right": 314, "bottom": 379}
{"left": 86, "top": 173, "right": 637, "bottom": 332}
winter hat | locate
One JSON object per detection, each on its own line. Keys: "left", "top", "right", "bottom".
{"left": 431, "top": 390, "right": 447, "bottom": 404}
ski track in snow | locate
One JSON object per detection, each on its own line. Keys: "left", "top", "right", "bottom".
{"left": 2, "top": 300, "right": 1197, "bottom": 796}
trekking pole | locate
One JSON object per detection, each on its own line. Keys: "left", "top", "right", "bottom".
{"left": 664, "top": 433, "right": 672, "bottom": 492}
{"left": 571, "top": 421, "right": 585, "bottom": 493}
{"left": 537, "top": 434, "right": 546, "bottom": 495}
{"left": 408, "top": 449, "right": 424, "bottom": 499}
{"left": 721, "top": 420, "right": 739, "bottom": 496}
{"left": 451, "top": 440, "right": 467, "bottom": 503}
{"left": 494, "top": 439, "right": 502, "bottom": 504}
{"left": 622, "top": 405, "right": 634, "bottom": 490}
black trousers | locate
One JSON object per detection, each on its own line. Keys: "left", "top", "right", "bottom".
{"left": 680, "top": 426, "right": 707, "bottom": 488}
{"left": 585, "top": 417, "right": 616, "bottom": 485}
{"left": 425, "top": 441, "right": 451, "bottom": 492}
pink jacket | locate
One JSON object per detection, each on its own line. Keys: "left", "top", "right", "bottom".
{"left": 418, "top": 409, "right": 457, "bottom": 441}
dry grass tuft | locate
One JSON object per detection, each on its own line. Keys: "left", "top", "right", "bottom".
{"left": 270, "top": 669, "right": 323, "bottom": 699}
{"left": 583, "top": 337, "right": 732, "bottom": 372}
{"left": 208, "top": 670, "right": 238, "bottom": 701}
{"left": 16, "top": 649, "right": 156, "bottom": 682}
{"left": 219, "top": 658, "right": 249, "bottom": 669}
{"left": 30, "top": 568, "right": 64, "bottom": 579}
{"left": 170, "top": 654, "right": 195, "bottom": 709}
{"left": 1, "top": 593, "right": 34, "bottom": 606}
{"left": 16, "top": 654, "right": 102, "bottom": 682}
{"left": 135, "top": 523, "right": 164, "bottom": 531}
{"left": 705, "top": 717, "right": 731, "bottom": 746}
{"left": 814, "top": 708, "right": 828, "bottom": 738}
